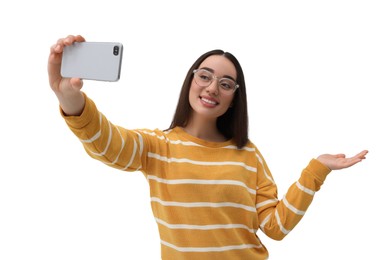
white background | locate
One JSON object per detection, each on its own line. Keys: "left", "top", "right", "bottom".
{"left": 1, "top": 0, "right": 389, "bottom": 259}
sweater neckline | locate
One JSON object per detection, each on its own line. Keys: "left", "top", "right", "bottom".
{"left": 173, "top": 127, "right": 235, "bottom": 148}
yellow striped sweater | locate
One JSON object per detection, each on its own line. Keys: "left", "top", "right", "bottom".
{"left": 62, "top": 94, "right": 331, "bottom": 260}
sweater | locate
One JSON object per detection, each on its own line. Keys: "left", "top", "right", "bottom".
{"left": 62, "top": 94, "right": 331, "bottom": 260}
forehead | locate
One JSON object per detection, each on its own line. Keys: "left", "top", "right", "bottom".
{"left": 198, "top": 55, "right": 237, "bottom": 78}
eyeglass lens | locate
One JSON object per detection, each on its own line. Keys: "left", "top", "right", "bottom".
{"left": 194, "top": 69, "right": 236, "bottom": 91}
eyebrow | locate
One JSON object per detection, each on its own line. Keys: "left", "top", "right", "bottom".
{"left": 199, "top": 67, "right": 236, "bottom": 81}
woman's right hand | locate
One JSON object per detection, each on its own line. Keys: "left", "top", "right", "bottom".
{"left": 48, "top": 35, "right": 86, "bottom": 116}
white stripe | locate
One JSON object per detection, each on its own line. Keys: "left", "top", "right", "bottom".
{"left": 275, "top": 210, "right": 291, "bottom": 235}
{"left": 148, "top": 153, "right": 256, "bottom": 172}
{"left": 256, "top": 198, "right": 278, "bottom": 209}
{"left": 282, "top": 196, "right": 306, "bottom": 215}
{"left": 260, "top": 213, "right": 271, "bottom": 232}
{"left": 151, "top": 197, "right": 256, "bottom": 213}
{"left": 136, "top": 131, "right": 144, "bottom": 157}
{"left": 108, "top": 125, "right": 125, "bottom": 165}
{"left": 169, "top": 139, "right": 203, "bottom": 147}
{"left": 147, "top": 175, "right": 256, "bottom": 195}
{"left": 295, "top": 181, "right": 315, "bottom": 196}
{"left": 79, "top": 112, "right": 103, "bottom": 143}
{"left": 256, "top": 153, "right": 275, "bottom": 184}
{"left": 163, "top": 129, "right": 173, "bottom": 134}
{"left": 155, "top": 218, "right": 257, "bottom": 233}
{"left": 122, "top": 138, "right": 138, "bottom": 170}
{"left": 222, "top": 145, "right": 256, "bottom": 152}
{"left": 139, "top": 130, "right": 202, "bottom": 147}
{"left": 88, "top": 121, "right": 113, "bottom": 156}
{"left": 80, "top": 130, "right": 101, "bottom": 143}
{"left": 161, "top": 239, "right": 262, "bottom": 252}
{"left": 123, "top": 131, "right": 144, "bottom": 169}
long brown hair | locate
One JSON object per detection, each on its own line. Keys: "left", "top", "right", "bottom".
{"left": 167, "top": 50, "right": 249, "bottom": 149}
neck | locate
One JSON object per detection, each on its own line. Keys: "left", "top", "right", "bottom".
{"left": 183, "top": 115, "right": 226, "bottom": 142}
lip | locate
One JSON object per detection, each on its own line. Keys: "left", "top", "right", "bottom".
{"left": 199, "top": 96, "right": 219, "bottom": 107}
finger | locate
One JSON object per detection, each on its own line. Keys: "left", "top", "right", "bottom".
{"left": 63, "top": 35, "right": 86, "bottom": 46}
{"left": 359, "top": 150, "right": 369, "bottom": 157}
{"left": 345, "top": 154, "right": 367, "bottom": 167}
{"left": 75, "top": 34, "right": 86, "bottom": 42}
{"left": 352, "top": 150, "right": 369, "bottom": 160}
{"left": 52, "top": 38, "right": 68, "bottom": 54}
{"left": 63, "top": 35, "right": 76, "bottom": 45}
{"left": 70, "top": 78, "right": 83, "bottom": 90}
{"left": 56, "top": 37, "right": 65, "bottom": 45}
{"left": 339, "top": 159, "right": 360, "bottom": 169}
{"left": 53, "top": 35, "right": 84, "bottom": 55}
{"left": 50, "top": 43, "right": 57, "bottom": 53}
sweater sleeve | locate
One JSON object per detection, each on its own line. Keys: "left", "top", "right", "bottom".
{"left": 61, "top": 93, "right": 148, "bottom": 172}
{"left": 255, "top": 153, "right": 331, "bottom": 240}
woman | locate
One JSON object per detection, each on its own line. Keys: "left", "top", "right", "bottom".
{"left": 48, "top": 35, "right": 368, "bottom": 260}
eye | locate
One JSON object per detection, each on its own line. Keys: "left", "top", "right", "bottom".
{"left": 200, "top": 75, "right": 210, "bottom": 81}
{"left": 219, "top": 79, "right": 235, "bottom": 90}
{"left": 197, "top": 70, "right": 212, "bottom": 82}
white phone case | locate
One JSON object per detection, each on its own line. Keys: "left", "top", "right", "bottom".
{"left": 61, "top": 42, "right": 123, "bottom": 82}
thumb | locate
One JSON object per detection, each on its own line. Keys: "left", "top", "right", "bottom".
{"left": 70, "top": 78, "right": 83, "bottom": 90}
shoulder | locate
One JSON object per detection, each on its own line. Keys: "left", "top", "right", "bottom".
{"left": 239, "top": 140, "right": 268, "bottom": 164}
{"left": 132, "top": 127, "right": 185, "bottom": 146}
{"left": 239, "top": 139, "right": 260, "bottom": 153}
{"left": 132, "top": 128, "right": 168, "bottom": 140}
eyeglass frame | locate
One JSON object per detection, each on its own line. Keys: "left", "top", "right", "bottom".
{"left": 192, "top": 69, "right": 239, "bottom": 94}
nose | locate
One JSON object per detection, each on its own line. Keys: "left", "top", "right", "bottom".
{"left": 206, "top": 79, "right": 219, "bottom": 95}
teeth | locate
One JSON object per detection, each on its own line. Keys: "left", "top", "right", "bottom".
{"left": 201, "top": 97, "right": 217, "bottom": 105}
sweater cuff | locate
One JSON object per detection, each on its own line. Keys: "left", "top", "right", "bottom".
{"left": 300, "top": 159, "right": 332, "bottom": 192}
{"left": 308, "top": 158, "right": 332, "bottom": 183}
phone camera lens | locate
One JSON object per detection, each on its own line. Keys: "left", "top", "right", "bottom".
{"left": 113, "top": 46, "right": 119, "bottom": 56}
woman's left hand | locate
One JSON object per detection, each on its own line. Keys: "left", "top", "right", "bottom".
{"left": 317, "top": 150, "right": 368, "bottom": 170}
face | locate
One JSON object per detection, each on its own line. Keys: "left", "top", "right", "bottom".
{"left": 189, "top": 55, "right": 237, "bottom": 122}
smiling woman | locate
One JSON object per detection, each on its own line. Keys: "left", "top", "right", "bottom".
{"left": 47, "top": 34, "right": 368, "bottom": 260}
{"left": 186, "top": 55, "right": 238, "bottom": 142}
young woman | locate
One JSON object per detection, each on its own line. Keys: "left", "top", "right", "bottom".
{"left": 48, "top": 35, "right": 368, "bottom": 260}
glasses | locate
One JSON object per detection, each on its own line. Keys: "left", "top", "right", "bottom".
{"left": 193, "top": 69, "right": 239, "bottom": 95}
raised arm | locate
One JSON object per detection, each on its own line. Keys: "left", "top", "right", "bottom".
{"left": 256, "top": 150, "right": 368, "bottom": 240}
{"left": 48, "top": 35, "right": 86, "bottom": 116}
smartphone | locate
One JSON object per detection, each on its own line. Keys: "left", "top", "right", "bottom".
{"left": 61, "top": 42, "right": 123, "bottom": 82}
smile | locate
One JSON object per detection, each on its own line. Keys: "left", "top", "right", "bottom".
{"left": 200, "top": 97, "right": 219, "bottom": 106}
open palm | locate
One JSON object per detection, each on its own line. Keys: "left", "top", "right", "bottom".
{"left": 317, "top": 150, "right": 368, "bottom": 170}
